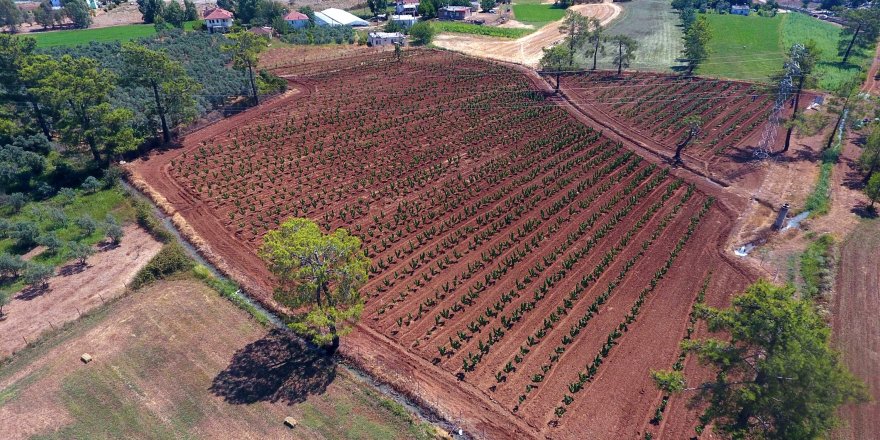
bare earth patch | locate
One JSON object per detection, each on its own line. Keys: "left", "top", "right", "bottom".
{"left": 0, "top": 278, "right": 435, "bottom": 440}
{"left": 0, "top": 225, "right": 162, "bottom": 359}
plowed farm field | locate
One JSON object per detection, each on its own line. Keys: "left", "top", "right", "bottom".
{"left": 130, "top": 50, "right": 755, "bottom": 439}
{"left": 556, "top": 71, "right": 811, "bottom": 185}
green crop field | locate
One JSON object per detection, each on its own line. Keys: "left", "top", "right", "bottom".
{"left": 28, "top": 22, "right": 198, "bottom": 48}
{"left": 512, "top": 0, "right": 567, "bottom": 27}
{"left": 699, "top": 12, "right": 873, "bottom": 91}
{"left": 431, "top": 21, "right": 532, "bottom": 38}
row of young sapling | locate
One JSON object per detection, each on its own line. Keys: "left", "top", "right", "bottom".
{"left": 371, "top": 136, "right": 623, "bottom": 333}
{"left": 508, "top": 182, "right": 694, "bottom": 413}
{"left": 550, "top": 197, "right": 714, "bottom": 423}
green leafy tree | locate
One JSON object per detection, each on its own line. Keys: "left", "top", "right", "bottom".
{"left": 838, "top": 7, "right": 880, "bottom": 64}
{"left": 586, "top": 17, "right": 604, "bottom": 70}
{"left": 254, "top": 0, "right": 285, "bottom": 26}
{"left": 367, "top": 0, "right": 388, "bottom": 17}
{"left": 683, "top": 15, "right": 711, "bottom": 74}
{"left": 0, "top": 252, "right": 25, "bottom": 278}
{"left": 0, "top": 35, "right": 52, "bottom": 139}
{"left": 64, "top": 0, "right": 92, "bottom": 29}
{"left": 76, "top": 214, "right": 97, "bottom": 237}
{"left": 121, "top": 42, "right": 201, "bottom": 143}
{"left": 260, "top": 218, "right": 369, "bottom": 351}
{"left": 105, "top": 219, "right": 124, "bottom": 244}
{"left": 0, "top": 0, "right": 22, "bottom": 33}
{"left": 22, "top": 55, "right": 139, "bottom": 163}
{"left": 540, "top": 43, "right": 571, "bottom": 72}
{"left": 183, "top": 0, "right": 198, "bottom": 21}
{"left": 865, "top": 173, "right": 880, "bottom": 209}
{"left": 558, "top": 10, "right": 589, "bottom": 67}
{"left": 417, "top": 0, "right": 435, "bottom": 18}
{"left": 409, "top": 21, "right": 435, "bottom": 46}
{"left": 236, "top": 0, "right": 258, "bottom": 23}
{"left": 222, "top": 30, "right": 268, "bottom": 105}
{"left": 23, "top": 261, "right": 53, "bottom": 288}
{"left": 654, "top": 281, "right": 867, "bottom": 438}
{"left": 68, "top": 241, "right": 94, "bottom": 264}
{"left": 859, "top": 124, "right": 880, "bottom": 183}
{"left": 163, "top": 0, "right": 185, "bottom": 28}
{"left": 33, "top": 1, "right": 56, "bottom": 30}
{"left": 610, "top": 34, "right": 637, "bottom": 75}
{"left": 673, "top": 115, "right": 701, "bottom": 163}
{"left": 38, "top": 231, "right": 63, "bottom": 253}
{"left": 480, "top": 0, "right": 495, "bottom": 12}
{"left": 10, "top": 221, "right": 39, "bottom": 248}
{"left": 137, "top": 0, "right": 164, "bottom": 24}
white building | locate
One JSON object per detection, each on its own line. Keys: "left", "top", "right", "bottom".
{"left": 284, "top": 11, "right": 310, "bottom": 29}
{"left": 390, "top": 14, "right": 417, "bottom": 28}
{"left": 314, "top": 8, "right": 370, "bottom": 27}
{"left": 204, "top": 7, "right": 234, "bottom": 33}
{"left": 368, "top": 32, "right": 406, "bottom": 47}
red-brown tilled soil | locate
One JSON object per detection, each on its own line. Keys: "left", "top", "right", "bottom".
{"left": 129, "top": 50, "right": 759, "bottom": 439}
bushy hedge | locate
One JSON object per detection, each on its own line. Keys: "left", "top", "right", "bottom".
{"left": 130, "top": 243, "right": 193, "bottom": 289}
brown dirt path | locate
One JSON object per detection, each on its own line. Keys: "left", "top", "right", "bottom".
{"left": 832, "top": 219, "right": 880, "bottom": 440}
{"left": 433, "top": 1, "right": 621, "bottom": 67}
{"left": 0, "top": 226, "right": 162, "bottom": 360}
{"left": 862, "top": 43, "right": 880, "bottom": 96}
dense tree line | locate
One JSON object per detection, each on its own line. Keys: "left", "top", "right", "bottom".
{"left": 0, "top": 30, "right": 279, "bottom": 201}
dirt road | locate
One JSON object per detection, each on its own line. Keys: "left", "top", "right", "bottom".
{"left": 433, "top": 2, "right": 622, "bottom": 67}
{"left": 0, "top": 226, "right": 162, "bottom": 359}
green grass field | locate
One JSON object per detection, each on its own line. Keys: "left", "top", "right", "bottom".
{"left": 576, "top": 0, "right": 683, "bottom": 71}
{"left": 28, "top": 22, "right": 198, "bottom": 48}
{"left": 697, "top": 14, "right": 783, "bottom": 80}
{"left": 699, "top": 12, "right": 873, "bottom": 91}
{"left": 431, "top": 21, "right": 532, "bottom": 39}
{"left": 512, "top": 0, "right": 567, "bottom": 27}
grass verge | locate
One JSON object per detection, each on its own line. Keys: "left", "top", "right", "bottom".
{"left": 799, "top": 233, "right": 835, "bottom": 300}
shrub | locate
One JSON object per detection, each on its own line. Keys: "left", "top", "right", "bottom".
{"left": 81, "top": 176, "right": 102, "bottom": 194}
{"left": 57, "top": 187, "right": 76, "bottom": 205}
{"left": 6, "top": 192, "right": 27, "bottom": 213}
{"left": 133, "top": 198, "right": 173, "bottom": 243}
{"left": 0, "top": 253, "right": 25, "bottom": 278}
{"left": 410, "top": 22, "right": 435, "bottom": 46}
{"left": 68, "top": 241, "right": 95, "bottom": 265}
{"left": 38, "top": 232, "right": 64, "bottom": 253}
{"left": 76, "top": 215, "right": 98, "bottom": 237}
{"left": 10, "top": 221, "right": 40, "bottom": 248}
{"left": 105, "top": 214, "right": 123, "bottom": 244}
{"left": 23, "top": 262, "right": 54, "bottom": 288}
{"left": 130, "top": 243, "right": 193, "bottom": 289}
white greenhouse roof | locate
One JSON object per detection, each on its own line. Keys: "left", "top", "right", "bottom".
{"left": 315, "top": 8, "right": 369, "bottom": 27}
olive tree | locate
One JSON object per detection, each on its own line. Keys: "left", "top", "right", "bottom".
{"left": 260, "top": 218, "right": 369, "bottom": 352}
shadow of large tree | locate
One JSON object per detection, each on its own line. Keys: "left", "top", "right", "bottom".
{"left": 210, "top": 328, "right": 336, "bottom": 405}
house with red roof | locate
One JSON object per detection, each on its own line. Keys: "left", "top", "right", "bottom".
{"left": 284, "top": 11, "right": 310, "bottom": 29}
{"left": 204, "top": 7, "right": 234, "bottom": 33}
